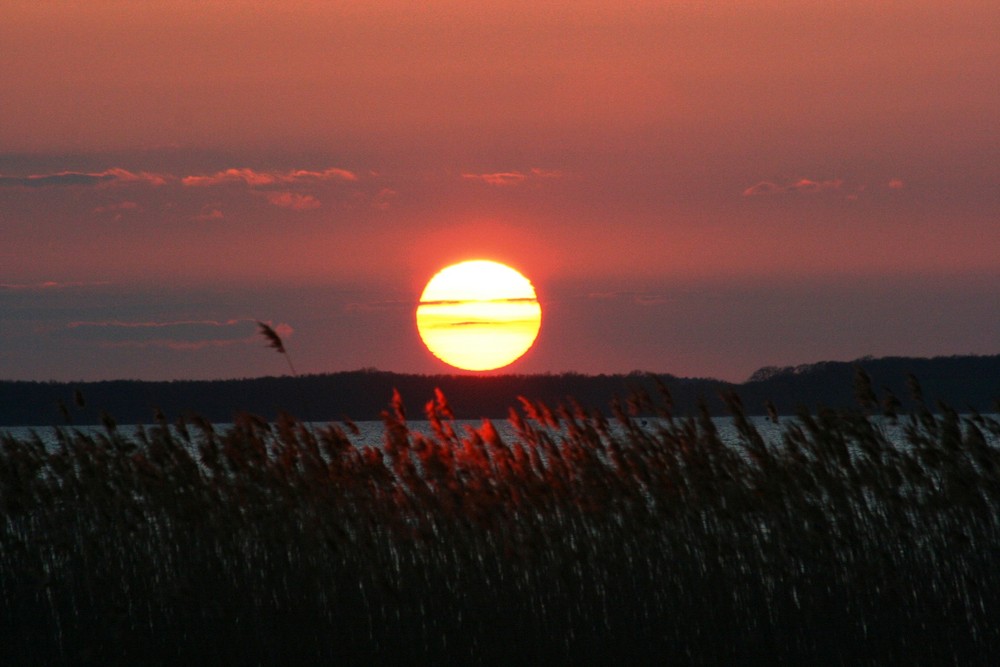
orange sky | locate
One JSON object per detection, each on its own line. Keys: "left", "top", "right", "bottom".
{"left": 1, "top": 1, "right": 998, "bottom": 382}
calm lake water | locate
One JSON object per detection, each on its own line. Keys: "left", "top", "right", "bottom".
{"left": 5, "top": 415, "right": 999, "bottom": 451}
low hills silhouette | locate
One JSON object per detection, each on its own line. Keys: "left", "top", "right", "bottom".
{"left": 1, "top": 354, "right": 998, "bottom": 426}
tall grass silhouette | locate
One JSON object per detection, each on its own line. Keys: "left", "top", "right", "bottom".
{"left": 2, "top": 374, "right": 999, "bottom": 664}
{"left": 257, "top": 320, "right": 296, "bottom": 376}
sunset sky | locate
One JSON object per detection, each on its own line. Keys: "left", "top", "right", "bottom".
{"left": 2, "top": 1, "right": 998, "bottom": 383}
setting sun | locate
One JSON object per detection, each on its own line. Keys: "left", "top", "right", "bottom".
{"left": 416, "top": 260, "right": 542, "bottom": 371}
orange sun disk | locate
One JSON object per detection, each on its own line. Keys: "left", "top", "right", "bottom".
{"left": 416, "top": 260, "right": 542, "bottom": 371}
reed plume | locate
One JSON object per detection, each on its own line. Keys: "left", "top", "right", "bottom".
{"left": 256, "top": 320, "right": 297, "bottom": 376}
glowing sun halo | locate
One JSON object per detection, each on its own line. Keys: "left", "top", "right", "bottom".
{"left": 416, "top": 260, "right": 542, "bottom": 371}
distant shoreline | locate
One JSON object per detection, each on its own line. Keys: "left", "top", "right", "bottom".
{"left": 2, "top": 353, "right": 998, "bottom": 426}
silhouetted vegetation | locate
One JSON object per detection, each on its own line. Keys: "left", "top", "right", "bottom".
{"left": 3, "top": 374, "right": 1000, "bottom": 664}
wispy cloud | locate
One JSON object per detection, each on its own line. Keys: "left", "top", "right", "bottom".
{"left": 742, "top": 178, "right": 844, "bottom": 197}
{"left": 464, "top": 172, "right": 528, "bottom": 186}
{"left": 67, "top": 318, "right": 254, "bottom": 330}
{"left": 265, "top": 191, "right": 321, "bottom": 210}
{"left": 65, "top": 318, "right": 294, "bottom": 352}
{"left": 0, "top": 165, "right": 370, "bottom": 218}
{"left": 461, "top": 168, "right": 563, "bottom": 187}
{"left": 741, "top": 181, "right": 784, "bottom": 197}
{"left": 181, "top": 167, "right": 357, "bottom": 188}
{"left": 286, "top": 168, "right": 357, "bottom": 182}
{"left": 0, "top": 166, "right": 357, "bottom": 190}
{"left": 181, "top": 169, "right": 276, "bottom": 187}
{"left": 193, "top": 204, "right": 225, "bottom": 221}
{"left": 743, "top": 177, "right": 911, "bottom": 200}
{"left": 0, "top": 168, "right": 167, "bottom": 188}
{"left": 93, "top": 201, "right": 141, "bottom": 221}
{"left": 790, "top": 179, "right": 844, "bottom": 193}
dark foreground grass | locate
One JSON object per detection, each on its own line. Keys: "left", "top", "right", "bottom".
{"left": 3, "top": 379, "right": 1000, "bottom": 665}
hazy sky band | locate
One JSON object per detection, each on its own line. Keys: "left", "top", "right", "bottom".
{"left": 0, "top": 1, "right": 996, "bottom": 381}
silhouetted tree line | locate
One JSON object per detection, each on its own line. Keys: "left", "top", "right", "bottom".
{"left": 1, "top": 354, "right": 998, "bottom": 426}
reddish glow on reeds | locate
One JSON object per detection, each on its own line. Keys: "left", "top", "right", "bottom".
{"left": 416, "top": 260, "right": 542, "bottom": 371}
{"left": 4, "top": 379, "right": 1000, "bottom": 662}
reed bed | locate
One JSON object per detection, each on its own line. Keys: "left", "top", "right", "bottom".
{"left": 2, "top": 376, "right": 1000, "bottom": 665}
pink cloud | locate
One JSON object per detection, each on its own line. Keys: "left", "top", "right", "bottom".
{"left": 0, "top": 166, "right": 356, "bottom": 189}
{"left": 103, "top": 168, "right": 169, "bottom": 186}
{"left": 193, "top": 204, "right": 225, "bottom": 221}
{"left": 1, "top": 166, "right": 360, "bottom": 195}
{"left": 463, "top": 171, "right": 528, "bottom": 186}
{"left": 286, "top": 168, "right": 357, "bottom": 182}
{"left": 182, "top": 168, "right": 278, "bottom": 187}
{"left": 265, "top": 191, "right": 321, "bottom": 210}
{"left": 461, "top": 168, "right": 563, "bottom": 186}
{"left": 789, "top": 178, "right": 843, "bottom": 193}
{"left": 181, "top": 167, "right": 357, "bottom": 187}
{"left": 888, "top": 178, "right": 905, "bottom": 189}
{"left": 741, "top": 181, "right": 784, "bottom": 197}
{"left": 0, "top": 168, "right": 167, "bottom": 188}
{"left": 743, "top": 178, "right": 844, "bottom": 197}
